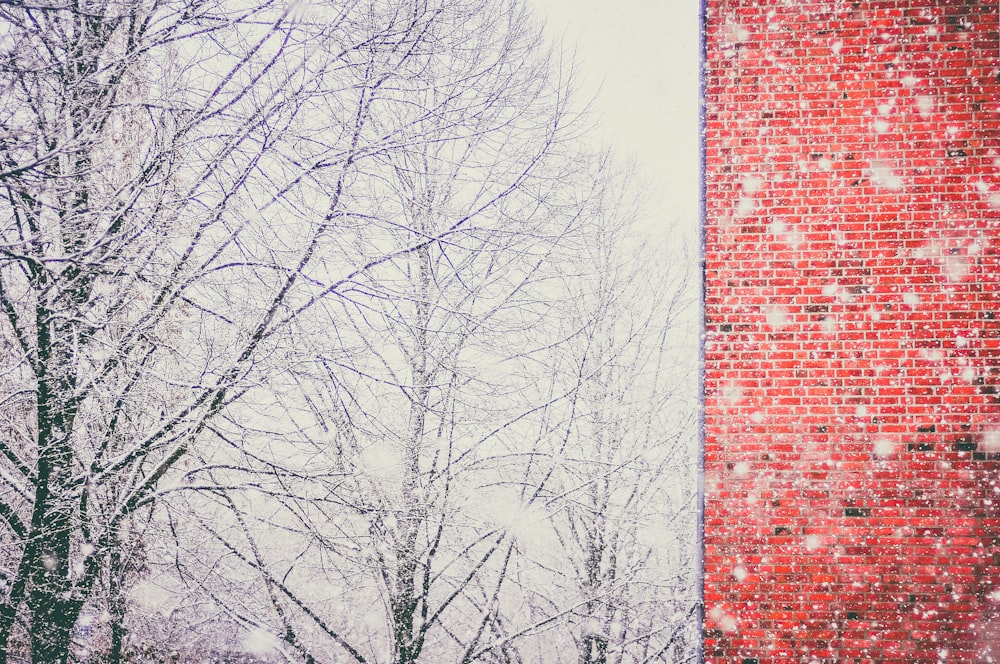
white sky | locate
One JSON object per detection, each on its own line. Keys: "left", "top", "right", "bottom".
{"left": 526, "top": 0, "right": 702, "bottom": 243}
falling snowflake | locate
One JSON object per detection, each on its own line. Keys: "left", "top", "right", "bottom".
{"left": 873, "top": 438, "right": 895, "bottom": 457}
{"left": 721, "top": 381, "right": 742, "bottom": 406}
{"left": 736, "top": 197, "right": 756, "bottom": 218}
{"left": 742, "top": 175, "right": 763, "bottom": 193}
{"left": 41, "top": 554, "right": 58, "bottom": 572}
{"left": 869, "top": 162, "right": 902, "bottom": 190}
{"left": 982, "top": 426, "right": 1000, "bottom": 454}
{"left": 765, "top": 306, "right": 788, "bottom": 329}
{"left": 243, "top": 628, "right": 278, "bottom": 656}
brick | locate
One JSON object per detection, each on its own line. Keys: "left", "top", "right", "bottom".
{"left": 703, "top": 0, "right": 1000, "bottom": 662}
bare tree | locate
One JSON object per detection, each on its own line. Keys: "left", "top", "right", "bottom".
{"left": 164, "top": 153, "right": 699, "bottom": 664}
{"left": 468, "top": 170, "right": 700, "bottom": 664}
{"left": 0, "top": 0, "right": 577, "bottom": 659}
{"left": 550, "top": 250, "right": 698, "bottom": 664}
{"left": 153, "top": 6, "right": 602, "bottom": 659}
{"left": 0, "top": 1, "right": 698, "bottom": 663}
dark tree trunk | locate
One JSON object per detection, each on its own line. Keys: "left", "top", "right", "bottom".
{"left": 580, "top": 634, "right": 608, "bottom": 664}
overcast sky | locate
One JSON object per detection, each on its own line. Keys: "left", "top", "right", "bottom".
{"left": 526, "top": 0, "right": 702, "bottom": 243}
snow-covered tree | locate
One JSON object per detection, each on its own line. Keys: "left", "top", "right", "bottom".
{"left": 473, "top": 168, "right": 700, "bottom": 664}
{"left": 0, "top": 1, "right": 698, "bottom": 662}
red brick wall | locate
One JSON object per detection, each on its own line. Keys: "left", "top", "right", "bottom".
{"left": 702, "top": 1, "right": 1000, "bottom": 662}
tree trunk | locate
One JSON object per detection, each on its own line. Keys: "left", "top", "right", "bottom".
{"left": 108, "top": 546, "right": 128, "bottom": 664}
{"left": 24, "top": 317, "right": 86, "bottom": 664}
{"left": 27, "top": 599, "right": 78, "bottom": 664}
{"left": 579, "top": 634, "right": 608, "bottom": 664}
